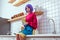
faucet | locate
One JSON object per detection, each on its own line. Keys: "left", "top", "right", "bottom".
{"left": 48, "top": 18, "right": 56, "bottom": 34}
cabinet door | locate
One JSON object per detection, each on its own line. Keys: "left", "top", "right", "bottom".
{"left": 0, "top": 17, "right": 11, "bottom": 35}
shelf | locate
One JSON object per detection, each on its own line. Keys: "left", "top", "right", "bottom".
{"left": 8, "top": 0, "right": 16, "bottom": 3}
{"left": 12, "top": 0, "right": 29, "bottom": 6}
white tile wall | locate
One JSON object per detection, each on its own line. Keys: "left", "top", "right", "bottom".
{"left": 37, "top": 0, "right": 60, "bottom": 34}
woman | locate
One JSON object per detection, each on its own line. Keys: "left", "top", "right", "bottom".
{"left": 16, "top": 4, "right": 37, "bottom": 40}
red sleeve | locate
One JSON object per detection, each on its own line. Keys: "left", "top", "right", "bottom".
{"left": 30, "top": 14, "right": 37, "bottom": 29}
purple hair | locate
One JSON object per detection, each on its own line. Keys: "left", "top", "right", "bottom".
{"left": 25, "top": 4, "right": 33, "bottom": 12}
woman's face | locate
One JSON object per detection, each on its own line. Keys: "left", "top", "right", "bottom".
{"left": 26, "top": 7, "right": 30, "bottom": 13}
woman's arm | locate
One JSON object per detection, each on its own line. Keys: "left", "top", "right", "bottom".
{"left": 26, "top": 13, "right": 37, "bottom": 29}
{"left": 30, "top": 14, "right": 37, "bottom": 29}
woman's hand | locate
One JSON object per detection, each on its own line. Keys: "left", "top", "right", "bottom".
{"left": 25, "top": 22, "right": 28, "bottom": 24}
{"left": 21, "top": 26, "right": 24, "bottom": 30}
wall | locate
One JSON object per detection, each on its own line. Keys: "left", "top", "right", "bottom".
{"left": 39, "top": 0, "right": 60, "bottom": 34}
{"left": 0, "top": 0, "right": 60, "bottom": 35}
{"left": 0, "top": 0, "right": 2, "bottom": 17}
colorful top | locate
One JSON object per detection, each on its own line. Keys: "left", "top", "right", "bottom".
{"left": 26, "top": 12, "right": 37, "bottom": 29}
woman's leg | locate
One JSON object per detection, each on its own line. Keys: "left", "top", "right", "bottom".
{"left": 19, "top": 34, "right": 26, "bottom": 40}
{"left": 16, "top": 34, "right": 20, "bottom": 40}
